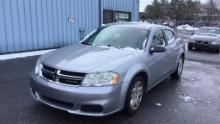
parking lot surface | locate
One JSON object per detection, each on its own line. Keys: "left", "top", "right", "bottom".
{"left": 186, "top": 50, "right": 220, "bottom": 65}
{"left": 0, "top": 55, "right": 220, "bottom": 124}
{"left": 184, "top": 42, "right": 220, "bottom": 65}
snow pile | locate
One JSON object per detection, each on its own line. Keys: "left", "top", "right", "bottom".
{"left": 176, "top": 24, "right": 195, "bottom": 31}
{"left": 180, "top": 96, "right": 192, "bottom": 102}
{"left": 155, "top": 103, "right": 162, "bottom": 107}
{"left": 0, "top": 49, "right": 55, "bottom": 61}
{"left": 123, "top": 47, "right": 143, "bottom": 52}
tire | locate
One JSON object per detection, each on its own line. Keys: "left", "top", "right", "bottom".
{"left": 125, "top": 76, "right": 145, "bottom": 116}
{"left": 171, "top": 56, "right": 184, "bottom": 79}
{"left": 188, "top": 44, "right": 193, "bottom": 50}
{"left": 210, "top": 48, "right": 220, "bottom": 53}
{"left": 215, "top": 48, "right": 220, "bottom": 53}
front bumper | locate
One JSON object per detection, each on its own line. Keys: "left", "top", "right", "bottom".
{"left": 188, "top": 42, "right": 220, "bottom": 50}
{"left": 29, "top": 73, "right": 124, "bottom": 117}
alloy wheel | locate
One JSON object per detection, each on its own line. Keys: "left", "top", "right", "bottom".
{"left": 178, "top": 58, "right": 183, "bottom": 76}
{"left": 130, "top": 81, "right": 144, "bottom": 110}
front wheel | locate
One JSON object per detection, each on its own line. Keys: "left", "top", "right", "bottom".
{"left": 171, "top": 56, "right": 184, "bottom": 79}
{"left": 215, "top": 48, "right": 220, "bottom": 53}
{"left": 125, "top": 76, "right": 145, "bottom": 115}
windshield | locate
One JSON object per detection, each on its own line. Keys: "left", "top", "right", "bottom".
{"left": 195, "top": 28, "right": 220, "bottom": 35}
{"left": 82, "top": 26, "right": 149, "bottom": 50}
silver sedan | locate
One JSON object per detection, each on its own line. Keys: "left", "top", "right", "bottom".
{"left": 188, "top": 27, "right": 220, "bottom": 53}
{"left": 30, "top": 23, "right": 185, "bottom": 116}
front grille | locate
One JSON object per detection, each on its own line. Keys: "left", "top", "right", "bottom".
{"left": 58, "top": 77, "right": 82, "bottom": 85}
{"left": 42, "top": 71, "right": 54, "bottom": 81}
{"left": 196, "top": 40, "right": 209, "bottom": 45}
{"left": 41, "top": 64, "right": 86, "bottom": 86}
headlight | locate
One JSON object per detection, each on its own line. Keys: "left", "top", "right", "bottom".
{"left": 211, "top": 41, "right": 220, "bottom": 45}
{"left": 81, "top": 72, "right": 120, "bottom": 87}
{"left": 35, "top": 60, "right": 42, "bottom": 75}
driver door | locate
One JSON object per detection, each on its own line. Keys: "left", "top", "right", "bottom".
{"left": 148, "top": 29, "right": 169, "bottom": 86}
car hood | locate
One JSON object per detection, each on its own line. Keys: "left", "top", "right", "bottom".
{"left": 193, "top": 34, "right": 220, "bottom": 42}
{"left": 41, "top": 44, "right": 139, "bottom": 73}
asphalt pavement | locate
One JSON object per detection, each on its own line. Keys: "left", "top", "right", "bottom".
{"left": 185, "top": 41, "right": 220, "bottom": 65}
{"left": 186, "top": 50, "right": 220, "bottom": 65}
{"left": 0, "top": 55, "right": 220, "bottom": 124}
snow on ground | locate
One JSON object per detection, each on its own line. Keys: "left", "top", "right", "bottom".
{"left": 155, "top": 103, "right": 162, "bottom": 107}
{"left": 0, "top": 49, "right": 55, "bottom": 61}
{"left": 180, "top": 96, "right": 192, "bottom": 102}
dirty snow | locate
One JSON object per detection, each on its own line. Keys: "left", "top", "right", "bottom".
{"left": 0, "top": 49, "right": 55, "bottom": 61}
{"left": 206, "top": 101, "right": 211, "bottom": 104}
{"left": 179, "top": 95, "right": 212, "bottom": 105}
{"left": 180, "top": 96, "right": 192, "bottom": 102}
{"left": 155, "top": 103, "right": 162, "bottom": 107}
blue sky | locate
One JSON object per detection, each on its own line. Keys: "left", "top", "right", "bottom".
{"left": 139, "top": 0, "right": 209, "bottom": 12}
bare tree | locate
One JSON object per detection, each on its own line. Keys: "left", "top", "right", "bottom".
{"left": 205, "top": 0, "right": 219, "bottom": 21}
{"left": 144, "top": 0, "right": 201, "bottom": 21}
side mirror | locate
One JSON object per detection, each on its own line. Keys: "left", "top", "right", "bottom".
{"left": 150, "top": 46, "right": 166, "bottom": 54}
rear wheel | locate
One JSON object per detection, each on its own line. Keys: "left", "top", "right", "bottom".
{"left": 215, "top": 48, "right": 220, "bottom": 53}
{"left": 171, "top": 56, "right": 184, "bottom": 79}
{"left": 188, "top": 44, "right": 193, "bottom": 50}
{"left": 125, "top": 76, "right": 145, "bottom": 115}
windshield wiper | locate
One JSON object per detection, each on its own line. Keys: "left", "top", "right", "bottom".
{"left": 106, "top": 44, "right": 112, "bottom": 47}
{"left": 81, "top": 42, "right": 92, "bottom": 45}
{"left": 106, "top": 44, "right": 122, "bottom": 49}
{"left": 90, "top": 43, "right": 122, "bottom": 49}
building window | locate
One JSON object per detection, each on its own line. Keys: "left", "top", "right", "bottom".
{"left": 103, "top": 10, "right": 114, "bottom": 24}
{"left": 103, "top": 10, "right": 131, "bottom": 24}
{"left": 114, "top": 11, "right": 131, "bottom": 22}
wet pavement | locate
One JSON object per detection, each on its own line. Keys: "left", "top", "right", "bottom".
{"left": 186, "top": 50, "right": 220, "bottom": 65}
{"left": 185, "top": 41, "right": 220, "bottom": 64}
{"left": 0, "top": 56, "right": 220, "bottom": 124}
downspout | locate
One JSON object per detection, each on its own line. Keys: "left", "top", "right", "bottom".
{"left": 131, "top": 0, "right": 139, "bottom": 22}
{"left": 99, "top": 0, "right": 102, "bottom": 26}
{"left": 134, "top": 0, "right": 139, "bottom": 22}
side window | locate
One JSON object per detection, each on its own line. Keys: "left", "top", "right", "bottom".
{"left": 152, "top": 30, "right": 166, "bottom": 47}
{"left": 163, "top": 30, "right": 174, "bottom": 45}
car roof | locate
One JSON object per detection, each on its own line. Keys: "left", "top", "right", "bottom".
{"left": 103, "top": 22, "right": 169, "bottom": 30}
